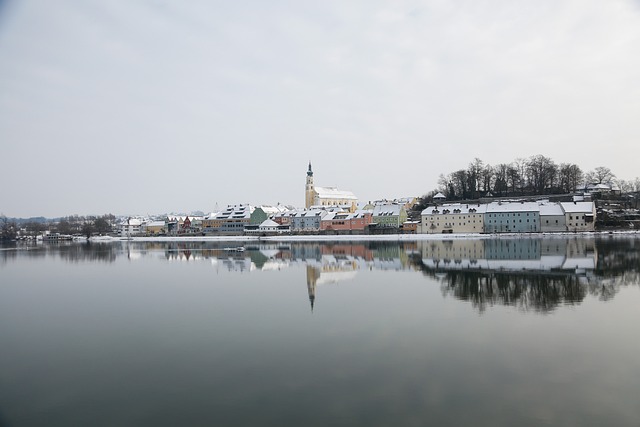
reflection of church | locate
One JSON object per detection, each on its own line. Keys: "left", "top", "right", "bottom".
{"left": 304, "top": 253, "right": 360, "bottom": 311}
{"left": 305, "top": 162, "right": 358, "bottom": 212}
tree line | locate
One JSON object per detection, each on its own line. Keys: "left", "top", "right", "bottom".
{"left": 426, "top": 155, "right": 640, "bottom": 201}
{"left": 1, "top": 214, "right": 116, "bottom": 240}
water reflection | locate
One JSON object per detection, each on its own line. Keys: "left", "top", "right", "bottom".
{"left": 3, "top": 237, "right": 640, "bottom": 313}
{"left": 411, "top": 237, "right": 640, "bottom": 312}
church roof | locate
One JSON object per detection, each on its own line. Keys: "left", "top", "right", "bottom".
{"left": 314, "top": 186, "right": 357, "bottom": 200}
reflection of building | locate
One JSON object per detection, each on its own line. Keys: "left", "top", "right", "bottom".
{"left": 304, "top": 255, "right": 359, "bottom": 311}
{"left": 306, "top": 265, "right": 319, "bottom": 310}
{"left": 419, "top": 240, "right": 486, "bottom": 262}
{"left": 416, "top": 238, "right": 596, "bottom": 273}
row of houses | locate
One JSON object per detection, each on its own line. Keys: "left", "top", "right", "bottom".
{"left": 120, "top": 200, "right": 596, "bottom": 237}
{"left": 420, "top": 201, "right": 596, "bottom": 234}
{"left": 120, "top": 203, "right": 410, "bottom": 236}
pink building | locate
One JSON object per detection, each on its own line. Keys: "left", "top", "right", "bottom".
{"left": 320, "top": 211, "right": 372, "bottom": 232}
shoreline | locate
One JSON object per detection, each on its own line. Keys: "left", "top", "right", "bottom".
{"left": 90, "top": 230, "right": 640, "bottom": 243}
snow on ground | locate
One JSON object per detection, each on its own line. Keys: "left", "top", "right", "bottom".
{"left": 106, "top": 230, "right": 640, "bottom": 243}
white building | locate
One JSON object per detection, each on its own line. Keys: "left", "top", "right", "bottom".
{"left": 560, "top": 201, "right": 596, "bottom": 231}
{"left": 305, "top": 163, "right": 358, "bottom": 212}
{"left": 420, "top": 204, "right": 486, "bottom": 234}
{"left": 538, "top": 202, "right": 566, "bottom": 232}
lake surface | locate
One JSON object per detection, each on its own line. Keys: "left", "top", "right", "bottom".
{"left": 1, "top": 237, "right": 639, "bottom": 426}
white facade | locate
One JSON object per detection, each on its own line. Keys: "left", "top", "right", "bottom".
{"left": 560, "top": 202, "right": 596, "bottom": 231}
{"left": 420, "top": 204, "right": 486, "bottom": 234}
{"left": 538, "top": 202, "right": 566, "bottom": 232}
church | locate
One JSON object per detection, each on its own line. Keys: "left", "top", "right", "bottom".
{"left": 305, "top": 162, "right": 358, "bottom": 212}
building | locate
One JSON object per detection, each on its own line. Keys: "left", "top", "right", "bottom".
{"left": 245, "top": 219, "right": 290, "bottom": 234}
{"left": 371, "top": 204, "right": 407, "bottom": 229}
{"left": 291, "top": 209, "right": 328, "bottom": 232}
{"left": 250, "top": 205, "right": 287, "bottom": 225}
{"left": 305, "top": 162, "right": 358, "bottom": 212}
{"left": 206, "top": 204, "right": 254, "bottom": 234}
{"left": 320, "top": 210, "right": 373, "bottom": 232}
{"left": 560, "top": 201, "right": 596, "bottom": 231}
{"left": 484, "top": 202, "right": 540, "bottom": 233}
{"left": 420, "top": 204, "right": 486, "bottom": 234}
{"left": 144, "top": 220, "right": 166, "bottom": 235}
{"left": 539, "top": 202, "right": 566, "bottom": 232}
{"left": 272, "top": 210, "right": 296, "bottom": 227}
{"left": 120, "top": 218, "right": 142, "bottom": 237}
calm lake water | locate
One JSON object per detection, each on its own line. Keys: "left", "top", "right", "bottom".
{"left": 1, "top": 237, "right": 639, "bottom": 427}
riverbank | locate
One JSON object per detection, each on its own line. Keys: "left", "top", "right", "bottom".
{"left": 87, "top": 230, "right": 640, "bottom": 243}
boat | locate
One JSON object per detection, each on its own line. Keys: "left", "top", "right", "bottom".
{"left": 41, "top": 233, "right": 73, "bottom": 241}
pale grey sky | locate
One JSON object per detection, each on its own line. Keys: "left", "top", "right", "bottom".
{"left": 1, "top": 0, "right": 639, "bottom": 217}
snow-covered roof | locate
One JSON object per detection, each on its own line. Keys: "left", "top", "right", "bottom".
{"left": 294, "top": 209, "right": 328, "bottom": 218}
{"left": 256, "top": 205, "right": 284, "bottom": 215}
{"left": 422, "top": 203, "right": 487, "bottom": 215}
{"left": 259, "top": 219, "right": 280, "bottom": 228}
{"left": 433, "top": 192, "right": 446, "bottom": 199}
{"left": 485, "top": 202, "right": 540, "bottom": 213}
{"left": 372, "top": 204, "right": 404, "bottom": 216}
{"left": 537, "top": 203, "right": 564, "bottom": 216}
{"left": 316, "top": 271, "right": 358, "bottom": 285}
{"left": 314, "top": 186, "right": 357, "bottom": 200}
{"left": 146, "top": 221, "right": 166, "bottom": 227}
{"left": 560, "top": 202, "right": 595, "bottom": 214}
{"left": 215, "top": 204, "right": 254, "bottom": 219}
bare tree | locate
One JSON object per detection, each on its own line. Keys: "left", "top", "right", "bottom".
{"left": 526, "top": 155, "right": 557, "bottom": 194}
{"left": 493, "top": 164, "right": 509, "bottom": 196}
{"left": 1, "top": 215, "right": 17, "bottom": 241}
{"left": 558, "top": 163, "right": 583, "bottom": 193}
{"left": 586, "top": 166, "right": 616, "bottom": 185}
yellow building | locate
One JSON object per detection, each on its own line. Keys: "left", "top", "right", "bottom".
{"left": 305, "top": 162, "right": 358, "bottom": 212}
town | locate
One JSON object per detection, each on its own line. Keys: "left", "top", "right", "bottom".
{"left": 3, "top": 160, "right": 639, "bottom": 241}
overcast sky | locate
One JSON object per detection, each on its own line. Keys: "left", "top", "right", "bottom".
{"left": 1, "top": 0, "right": 639, "bottom": 217}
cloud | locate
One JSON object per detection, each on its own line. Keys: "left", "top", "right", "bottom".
{"left": 1, "top": 0, "right": 640, "bottom": 216}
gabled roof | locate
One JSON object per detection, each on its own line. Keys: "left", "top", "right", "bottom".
{"left": 422, "top": 203, "right": 486, "bottom": 215}
{"left": 259, "top": 219, "right": 280, "bottom": 228}
{"left": 314, "top": 186, "right": 357, "bottom": 200}
{"left": 485, "top": 201, "right": 540, "bottom": 213}
{"left": 538, "top": 203, "right": 564, "bottom": 216}
{"left": 372, "top": 204, "right": 404, "bottom": 216}
{"left": 560, "top": 201, "right": 595, "bottom": 214}
{"left": 294, "top": 209, "right": 328, "bottom": 218}
{"left": 215, "top": 204, "right": 254, "bottom": 219}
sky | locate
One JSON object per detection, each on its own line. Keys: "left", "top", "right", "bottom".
{"left": 1, "top": 0, "right": 640, "bottom": 218}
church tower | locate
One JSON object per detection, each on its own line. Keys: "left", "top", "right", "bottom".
{"left": 305, "top": 162, "right": 314, "bottom": 209}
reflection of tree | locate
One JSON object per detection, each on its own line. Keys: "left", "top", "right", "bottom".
{"left": 55, "top": 243, "right": 117, "bottom": 263}
{"left": 1, "top": 242, "right": 118, "bottom": 263}
{"left": 410, "top": 236, "right": 640, "bottom": 313}
{"left": 435, "top": 268, "right": 587, "bottom": 313}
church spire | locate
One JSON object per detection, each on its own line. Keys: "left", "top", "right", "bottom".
{"left": 307, "top": 161, "right": 313, "bottom": 177}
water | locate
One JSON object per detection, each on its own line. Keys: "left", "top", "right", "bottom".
{"left": 1, "top": 237, "right": 639, "bottom": 426}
